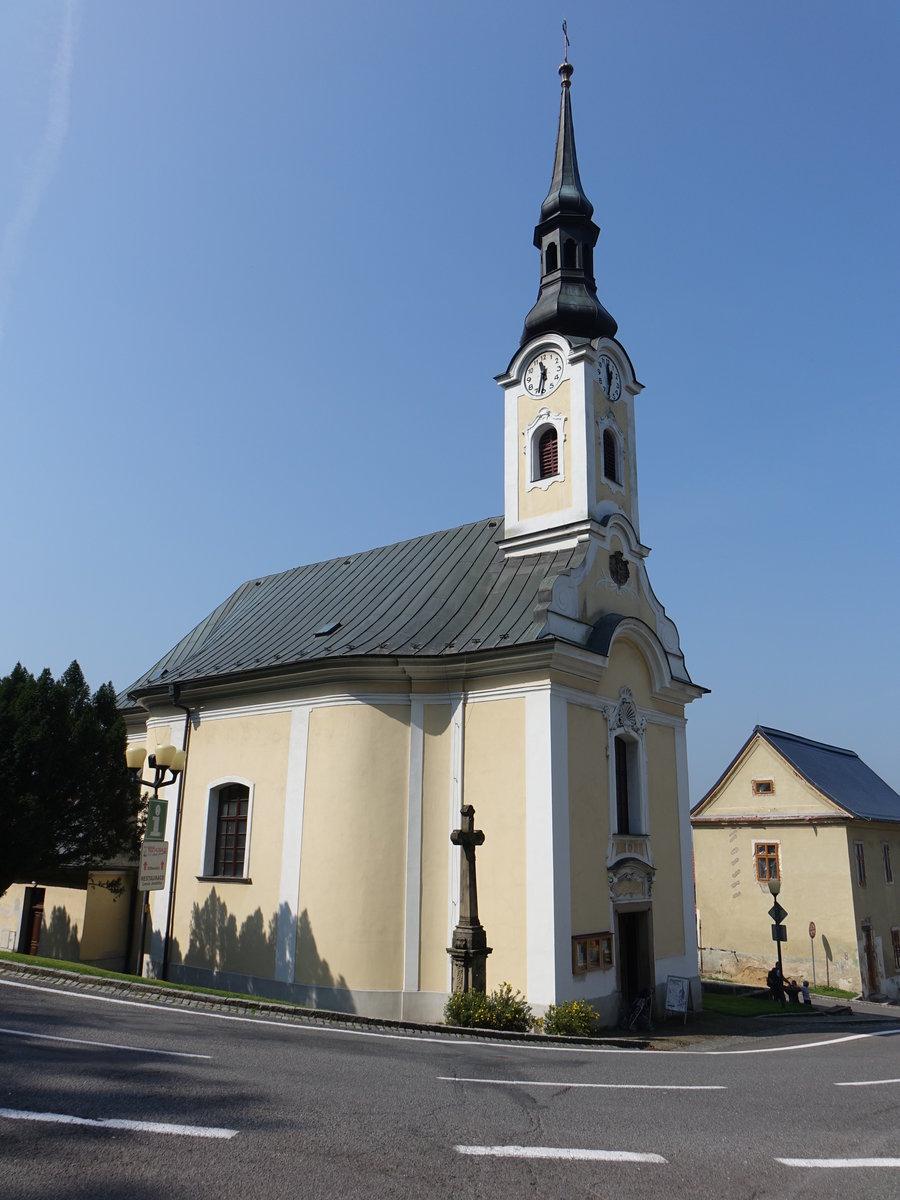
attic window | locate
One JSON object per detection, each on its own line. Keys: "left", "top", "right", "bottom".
{"left": 314, "top": 621, "right": 342, "bottom": 637}
{"left": 752, "top": 779, "right": 775, "bottom": 796}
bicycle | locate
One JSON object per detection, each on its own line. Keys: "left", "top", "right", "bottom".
{"left": 622, "top": 988, "right": 653, "bottom": 1031}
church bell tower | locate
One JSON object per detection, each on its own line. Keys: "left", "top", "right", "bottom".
{"left": 497, "top": 56, "right": 642, "bottom": 557}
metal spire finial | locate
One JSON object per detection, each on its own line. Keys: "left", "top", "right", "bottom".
{"left": 562, "top": 19, "right": 569, "bottom": 63}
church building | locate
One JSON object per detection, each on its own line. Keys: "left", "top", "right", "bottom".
{"left": 124, "top": 56, "right": 706, "bottom": 1025}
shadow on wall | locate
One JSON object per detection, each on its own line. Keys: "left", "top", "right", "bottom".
{"left": 143, "top": 891, "right": 353, "bottom": 1010}
{"left": 39, "top": 906, "right": 80, "bottom": 962}
{"left": 184, "top": 888, "right": 276, "bottom": 977}
{"left": 295, "top": 907, "right": 351, "bottom": 1005}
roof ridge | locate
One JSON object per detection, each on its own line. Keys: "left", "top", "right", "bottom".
{"left": 757, "top": 725, "right": 859, "bottom": 759}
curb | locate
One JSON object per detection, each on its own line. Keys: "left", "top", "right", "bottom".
{"left": 0, "top": 961, "right": 650, "bottom": 1049}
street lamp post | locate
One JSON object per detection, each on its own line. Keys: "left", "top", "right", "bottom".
{"left": 125, "top": 744, "right": 185, "bottom": 976}
{"left": 767, "top": 877, "right": 788, "bottom": 997}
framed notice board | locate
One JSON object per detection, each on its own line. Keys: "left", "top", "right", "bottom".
{"left": 664, "top": 975, "right": 693, "bottom": 1023}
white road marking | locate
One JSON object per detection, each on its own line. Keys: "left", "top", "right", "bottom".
{"left": 777, "top": 1157, "right": 900, "bottom": 1169}
{"left": 836, "top": 1077, "right": 900, "bottom": 1088}
{"left": 2, "top": 977, "right": 898, "bottom": 1058}
{"left": 456, "top": 1145, "right": 667, "bottom": 1162}
{"left": 0, "top": 1107, "right": 236, "bottom": 1139}
{"left": 440, "top": 1075, "right": 723, "bottom": 1090}
{"left": 0, "top": 1025, "right": 210, "bottom": 1059}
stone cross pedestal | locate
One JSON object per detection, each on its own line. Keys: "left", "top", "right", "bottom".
{"left": 447, "top": 804, "right": 492, "bottom": 993}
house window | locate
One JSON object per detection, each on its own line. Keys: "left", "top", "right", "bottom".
{"left": 752, "top": 779, "right": 775, "bottom": 796}
{"left": 883, "top": 843, "right": 893, "bottom": 885}
{"left": 602, "top": 428, "right": 620, "bottom": 484}
{"left": 754, "top": 842, "right": 780, "bottom": 882}
{"left": 892, "top": 928, "right": 900, "bottom": 970}
{"left": 855, "top": 841, "right": 866, "bottom": 887}
{"left": 537, "top": 427, "right": 558, "bottom": 479}
{"left": 202, "top": 780, "right": 253, "bottom": 879}
{"left": 572, "top": 932, "right": 613, "bottom": 974}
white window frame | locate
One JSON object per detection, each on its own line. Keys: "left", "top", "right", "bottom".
{"left": 201, "top": 776, "right": 255, "bottom": 879}
{"left": 524, "top": 406, "right": 566, "bottom": 491}
{"left": 604, "top": 688, "right": 648, "bottom": 837}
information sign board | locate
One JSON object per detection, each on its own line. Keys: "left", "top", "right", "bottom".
{"left": 144, "top": 798, "right": 168, "bottom": 842}
{"left": 664, "top": 975, "right": 693, "bottom": 1023}
{"left": 138, "top": 839, "right": 169, "bottom": 891}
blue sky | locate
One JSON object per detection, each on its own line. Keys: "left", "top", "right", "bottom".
{"left": 1, "top": 1, "right": 897, "bottom": 802}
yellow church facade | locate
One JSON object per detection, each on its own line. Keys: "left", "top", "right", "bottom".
{"left": 124, "top": 56, "right": 705, "bottom": 1025}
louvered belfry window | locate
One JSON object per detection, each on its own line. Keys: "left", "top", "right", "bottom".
{"left": 538, "top": 427, "right": 558, "bottom": 479}
{"left": 602, "top": 429, "right": 619, "bottom": 483}
{"left": 214, "top": 784, "right": 249, "bottom": 876}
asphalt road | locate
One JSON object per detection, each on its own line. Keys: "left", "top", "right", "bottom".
{"left": 1, "top": 975, "right": 899, "bottom": 1200}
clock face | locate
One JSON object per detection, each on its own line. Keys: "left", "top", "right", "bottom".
{"left": 523, "top": 350, "right": 564, "bottom": 398}
{"left": 597, "top": 354, "right": 622, "bottom": 402}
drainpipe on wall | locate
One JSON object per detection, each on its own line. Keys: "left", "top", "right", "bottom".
{"left": 162, "top": 682, "right": 192, "bottom": 980}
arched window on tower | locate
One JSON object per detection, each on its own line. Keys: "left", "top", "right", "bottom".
{"left": 537, "top": 426, "right": 559, "bottom": 479}
{"left": 545, "top": 242, "right": 558, "bottom": 273}
{"left": 602, "top": 428, "right": 620, "bottom": 485}
{"left": 583, "top": 244, "right": 593, "bottom": 277}
{"left": 563, "top": 238, "right": 577, "bottom": 269}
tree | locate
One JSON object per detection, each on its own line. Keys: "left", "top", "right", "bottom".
{"left": 0, "top": 661, "right": 142, "bottom": 901}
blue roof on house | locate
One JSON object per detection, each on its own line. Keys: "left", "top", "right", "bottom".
{"left": 697, "top": 725, "right": 900, "bottom": 823}
{"left": 758, "top": 727, "right": 900, "bottom": 823}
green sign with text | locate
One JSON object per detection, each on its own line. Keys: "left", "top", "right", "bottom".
{"left": 145, "top": 798, "right": 168, "bottom": 842}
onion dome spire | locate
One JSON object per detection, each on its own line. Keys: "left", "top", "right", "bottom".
{"left": 521, "top": 54, "right": 617, "bottom": 345}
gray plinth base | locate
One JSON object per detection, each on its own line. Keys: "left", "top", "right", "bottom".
{"left": 448, "top": 924, "right": 492, "bottom": 994}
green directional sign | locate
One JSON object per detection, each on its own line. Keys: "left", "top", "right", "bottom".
{"left": 145, "top": 798, "right": 168, "bottom": 842}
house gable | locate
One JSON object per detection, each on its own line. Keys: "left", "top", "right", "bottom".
{"left": 693, "top": 735, "right": 850, "bottom": 823}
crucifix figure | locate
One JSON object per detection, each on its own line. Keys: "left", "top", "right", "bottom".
{"left": 447, "top": 805, "right": 492, "bottom": 994}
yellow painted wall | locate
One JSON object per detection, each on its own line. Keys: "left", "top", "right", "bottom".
{"left": 462, "top": 698, "right": 527, "bottom": 993}
{"left": 645, "top": 723, "right": 685, "bottom": 959}
{"left": 81, "top": 873, "right": 134, "bottom": 965}
{"left": 567, "top": 702, "right": 610, "bottom": 934}
{"left": 0, "top": 885, "right": 26, "bottom": 951}
{"left": 297, "top": 704, "right": 410, "bottom": 992}
{"left": 38, "top": 886, "right": 87, "bottom": 961}
{"left": 419, "top": 703, "right": 452, "bottom": 992}
{"left": 602, "top": 638, "right": 654, "bottom": 708}
{"left": 171, "top": 710, "right": 291, "bottom": 978}
{"left": 846, "top": 825, "right": 900, "bottom": 988}
{"left": 694, "top": 822, "right": 859, "bottom": 988}
{"left": 518, "top": 380, "right": 573, "bottom": 520}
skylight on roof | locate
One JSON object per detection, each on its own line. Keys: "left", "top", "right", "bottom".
{"left": 314, "top": 621, "right": 342, "bottom": 637}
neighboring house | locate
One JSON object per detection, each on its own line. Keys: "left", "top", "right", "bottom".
{"left": 0, "top": 865, "right": 138, "bottom": 971}
{"left": 122, "top": 57, "right": 705, "bottom": 1025}
{"left": 692, "top": 726, "right": 900, "bottom": 999}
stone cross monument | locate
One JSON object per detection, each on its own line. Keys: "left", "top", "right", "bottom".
{"left": 447, "top": 804, "right": 491, "bottom": 993}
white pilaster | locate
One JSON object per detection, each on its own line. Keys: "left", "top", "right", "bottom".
{"left": 403, "top": 698, "right": 425, "bottom": 992}
{"left": 446, "top": 694, "right": 464, "bottom": 989}
{"left": 674, "top": 720, "right": 699, "bottom": 972}
{"left": 275, "top": 705, "right": 311, "bottom": 983}
{"left": 525, "top": 687, "right": 572, "bottom": 1006}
